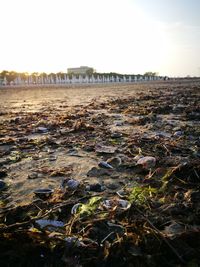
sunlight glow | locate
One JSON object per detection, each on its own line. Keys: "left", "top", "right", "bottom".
{"left": 0, "top": 0, "right": 199, "bottom": 76}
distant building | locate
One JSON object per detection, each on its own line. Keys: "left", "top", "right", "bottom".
{"left": 67, "top": 66, "right": 94, "bottom": 75}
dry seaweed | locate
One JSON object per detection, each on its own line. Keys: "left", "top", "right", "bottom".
{"left": 0, "top": 81, "right": 200, "bottom": 266}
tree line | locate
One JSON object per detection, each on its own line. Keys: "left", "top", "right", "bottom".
{"left": 0, "top": 70, "right": 158, "bottom": 83}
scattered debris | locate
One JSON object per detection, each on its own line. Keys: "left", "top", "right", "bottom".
{"left": 136, "top": 156, "right": 156, "bottom": 169}
{"left": 102, "top": 198, "right": 131, "bottom": 211}
{"left": 36, "top": 126, "right": 48, "bottom": 133}
{"left": 61, "top": 178, "right": 80, "bottom": 190}
{"left": 33, "top": 188, "right": 54, "bottom": 199}
{"left": 98, "top": 161, "right": 113, "bottom": 169}
{"left": 95, "top": 144, "right": 117, "bottom": 154}
{"left": 0, "top": 81, "right": 200, "bottom": 266}
{"left": 85, "top": 183, "right": 106, "bottom": 192}
{"left": 35, "top": 219, "right": 65, "bottom": 229}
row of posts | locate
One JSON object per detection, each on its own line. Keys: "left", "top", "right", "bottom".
{"left": 2, "top": 74, "right": 163, "bottom": 86}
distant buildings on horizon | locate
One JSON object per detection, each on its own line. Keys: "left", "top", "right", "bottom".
{"left": 67, "top": 66, "right": 94, "bottom": 75}
{"left": 0, "top": 66, "right": 169, "bottom": 86}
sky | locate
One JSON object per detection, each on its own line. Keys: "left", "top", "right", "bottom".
{"left": 0, "top": 0, "right": 200, "bottom": 77}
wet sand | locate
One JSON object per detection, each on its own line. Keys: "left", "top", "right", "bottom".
{"left": 0, "top": 80, "right": 200, "bottom": 266}
{"left": 0, "top": 80, "right": 200, "bottom": 208}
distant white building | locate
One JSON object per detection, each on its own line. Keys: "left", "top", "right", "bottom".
{"left": 67, "top": 66, "right": 94, "bottom": 75}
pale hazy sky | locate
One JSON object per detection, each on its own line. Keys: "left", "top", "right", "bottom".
{"left": 0, "top": 0, "right": 200, "bottom": 76}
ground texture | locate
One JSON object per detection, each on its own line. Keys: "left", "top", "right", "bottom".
{"left": 0, "top": 81, "right": 200, "bottom": 266}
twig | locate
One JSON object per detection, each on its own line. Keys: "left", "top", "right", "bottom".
{"left": 0, "top": 193, "right": 103, "bottom": 233}
{"left": 162, "top": 144, "right": 171, "bottom": 156}
{"left": 0, "top": 208, "right": 53, "bottom": 233}
{"left": 194, "top": 169, "right": 200, "bottom": 180}
{"left": 133, "top": 204, "right": 185, "bottom": 264}
{"left": 65, "top": 216, "right": 76, "bottom": 235}
{"left": 101, "top": 231, "right": 115, "bottom": 244}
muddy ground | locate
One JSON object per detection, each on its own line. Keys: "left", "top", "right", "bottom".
{"left": 0, "top": 80, "right": 200, "bottom": 266}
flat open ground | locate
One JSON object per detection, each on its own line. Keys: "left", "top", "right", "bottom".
{"left": 0, "top": 80, "right": 200, "bottom": 266}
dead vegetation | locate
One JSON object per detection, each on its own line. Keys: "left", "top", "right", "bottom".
{"left": 0, "top": 81, "right": 200, "bottom": 266}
